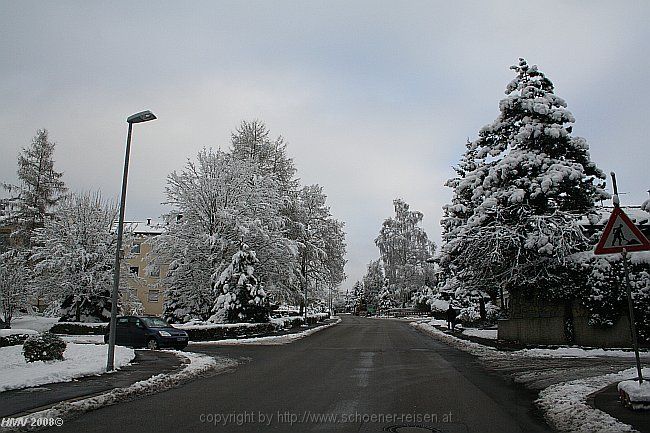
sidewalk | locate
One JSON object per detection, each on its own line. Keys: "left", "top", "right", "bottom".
{"left": 0, "top": 350, "right": 183, "bottom": 418}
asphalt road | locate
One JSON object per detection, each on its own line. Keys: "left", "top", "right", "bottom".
{"left": 46, "top": 315, "right": 552, "bottom": 433}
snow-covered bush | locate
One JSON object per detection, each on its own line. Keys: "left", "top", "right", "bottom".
{"left": 209, "top": 246, "right": 269, "bottom": 324}
{"left": 57, "top": 290, "right": 112, "bottom": 323}
{"left": 22, "top": 332, "right": 66, "bottom": 363}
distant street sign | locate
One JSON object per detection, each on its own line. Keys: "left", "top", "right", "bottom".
{"left": 594, "top": 207, "right": 650, "bottom": 255}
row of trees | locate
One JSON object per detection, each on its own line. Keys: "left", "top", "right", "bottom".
{"left": 156, "top": 120, "right": 347, "bottom": 323}
{"left": 1, "top": 121, "right": 347, "bottom": 325}
{"left": 0, "top": 130, "right": 124, "bottom": 325}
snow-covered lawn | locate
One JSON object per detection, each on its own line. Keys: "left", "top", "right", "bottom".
{"left": 191, "top": 317, "right": 341, "bottom": 346}
{"left": 0, "top": 343, "right": 134, "bottom": 392}
{"left": 0, "top": 328, "right": 38, "bottom": 337}
{"left": 9, "top": 316, "right": 60, "bottom": 332}
{"left": 462, "top": 328, "right": 498, "bottom": 340}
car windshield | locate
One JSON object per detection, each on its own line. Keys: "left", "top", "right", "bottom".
{"left": 140, "top": 317, "right": 170, "bottom": 328}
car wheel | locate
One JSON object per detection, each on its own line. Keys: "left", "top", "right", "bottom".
{"left": 147, "top": 338, "right": 159, "bottom": 350}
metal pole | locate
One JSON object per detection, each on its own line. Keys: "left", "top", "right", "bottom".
{"left": 621, "top": 249, "right": 644, "bottom": 384}
{"left": 107, "top": 122, "right": 133, "bottom": 372}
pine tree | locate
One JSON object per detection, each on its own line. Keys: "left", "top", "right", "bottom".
{"left": 446, "top": 58, "right": 608, "bottom": 300}
{"left": 2, "top": 129, "right": 66, "bottom": 246}
{"left": 209, "top": 244, "right": 268, "bottom": 323}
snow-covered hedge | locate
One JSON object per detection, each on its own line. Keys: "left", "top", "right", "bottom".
{"left": 177, "top": 322, "right": 277, "bottom": 341}
{"left": 0, "top": 329, "right": 39, "bottom": 347}
{"left": 50, "top": 322, "right": 108, "bottom": 335}
{"left": 0, "top": 333, "right": 33, "bottom": 347}
{"left": 23, "top": 332, "right": 67, "bottom": 363}
{"left": 176, "top": 314, "right": 330, "bottom": 341}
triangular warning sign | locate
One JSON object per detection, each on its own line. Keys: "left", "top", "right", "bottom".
{"left": 594, "top": 207, "right": 650, "bottom": 255}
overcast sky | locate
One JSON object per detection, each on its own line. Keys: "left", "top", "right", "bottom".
{"left": 2, "top": 1, "right": 649, "bottom": 288}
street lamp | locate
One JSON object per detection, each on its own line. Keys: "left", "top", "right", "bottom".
{"left": 106, "top": 110, "right": 156, "bottom": 371}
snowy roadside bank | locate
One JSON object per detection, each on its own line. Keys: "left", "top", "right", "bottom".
{"left": 190, "top": 317, "right": 341, "bottom": 346}
{"left": 0, "top": 343, "right": 134, "bottom": 392}
{"left": 0, "top": 351, "right": 237, "bottom": 432}
{"left": 537, "top": 367, "right": 649, "bottom": 433}
{"left": 412, "top": 321, "right": 649, "bottom": 433}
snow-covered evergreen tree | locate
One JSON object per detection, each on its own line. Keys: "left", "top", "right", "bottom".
{"left": 444, "top": 59, "right": 607, "bottom": 300}
{"left": 209, "top": 244, "right": 268, "bottom": 323}
{"left": 363, "top": 259, "right": 384, "bottom": 312}
{"left": 2, "top": 129, "right": 67, "bottom": 246}
{"left": 377, "top": 278, "right": 398, "bottom": 314}
{"left": 375, "top": 199, "right": 435, "bottom": 306}
{"left": 30, "top": 192, "right": 123, "bottom": 322}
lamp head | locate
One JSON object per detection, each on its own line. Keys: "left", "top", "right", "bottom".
{"left": 127, "top": 110, "right": 157, "bottom": 124}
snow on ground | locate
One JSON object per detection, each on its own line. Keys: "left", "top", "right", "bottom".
{"left": 0, "top": 343, "right": 134, "bottom": 392}
{"left": 618, "top": 379, "right": 650, "bottom": 409}
{"left": 537, "top": 367, "right": 650, "bottom": 432}
{"left": 462, "top": 328, "right": 498, "bottom": 340}
{"left": 0, "top": 329, "right": 38, "bottom": 337}
{"left": 10, "top": 316, "right": 59, "bottom": 332}
{"left": 6, "top": 351, "right": 237, "bottom": 431}
{"left": 190, "top": 317, "right": 341, "bottom": 346}
{"left": 518, "top": 347, "right": 648, "bottom": 359}
{"left": 60, "top": 335, "right": 105, "bottom": 344}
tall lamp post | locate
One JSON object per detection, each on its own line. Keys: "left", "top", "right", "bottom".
{"left": 107, "top": 110, "right": 156, "bottom": 371}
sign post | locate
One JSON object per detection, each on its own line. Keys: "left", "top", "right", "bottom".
{"left": 594, "top": 173, "right": 650, "bottom": 384}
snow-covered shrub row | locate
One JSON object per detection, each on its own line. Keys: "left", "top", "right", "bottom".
{"left": 180, "top": 322, "right": 277, "bottom": 342}
{"left": 49, "top": 322, "right": 108, "bottom": 335}
{"left": 176, "top": 314, "right": 330, "bottom": 341}
{"left": 23, "top": 332, "right": 66, "bottom": 363}
{"left": 0, "top": 333, "right": 32, "bottom": 347}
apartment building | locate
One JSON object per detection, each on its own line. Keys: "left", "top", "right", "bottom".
{"left": 123, "top": 219, "right": 168, "bottom": 316}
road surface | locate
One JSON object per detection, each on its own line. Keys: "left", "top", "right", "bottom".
{"left": 47, "top": 315, "right": 551, "bottom": 433}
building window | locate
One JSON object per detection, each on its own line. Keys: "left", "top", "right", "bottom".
{"left": 129, "top": 266, "right": 139, "bottom": 276}
{"left": 131, "top": 243, "right": 141, "bottom": 254}
{"left": 149, "top": 266, "right": 160, "bottom": 277}
{"left": 148, "top": 290, "right": 159, "bottom": 303}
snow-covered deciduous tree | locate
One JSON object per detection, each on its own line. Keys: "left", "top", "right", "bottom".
{"left": 230, "top": 120, "right": 298, "bottom": 193}
{"left": 209, "top": 244, "right": 268, "bottom": 323}
{"left": 2, "top": 129, "right": 66, "bottom": 246}
{"left": 156, "top": 148, "right": 296, "bottom": 321}
{"left": 30, "top": 192, "right": 122, "bottom": 322}
{"left": 0, "top": 249, "right": 30, "bottom": 327}
{"left": 375, "top": 199, "right": 435, "bottom": 306}
{"left": 286, "top": 184, "right": 347, "bottom": 313}
{"left": 442, "top": 59, "right": 608, "bottom": 302}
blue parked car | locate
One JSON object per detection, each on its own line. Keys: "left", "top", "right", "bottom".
{"left": 104, "top": 316, "right": 189, "bottom": 350}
